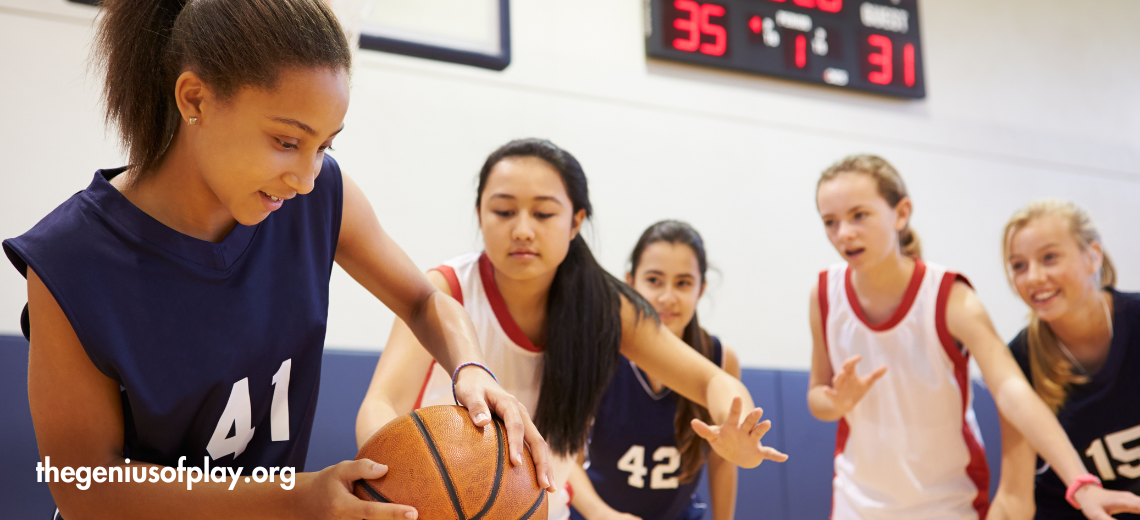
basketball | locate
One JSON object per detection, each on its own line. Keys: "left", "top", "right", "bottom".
{"left": 354, "top": 405, "right": 548, "bottom": 520}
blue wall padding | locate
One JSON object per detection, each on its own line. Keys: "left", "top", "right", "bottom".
{"left": 0, "top": 335, "right": 55, "bottom": 517}
{"left": 304, "top": 350, "right": 381, "bottom": 473}
{"left": 0, "top": 339, "right": 1004, "bottom": 517}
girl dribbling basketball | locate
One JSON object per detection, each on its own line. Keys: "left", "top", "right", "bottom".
{"left": 357, "top": 139, "right": 787, "bottom": 520}
{"left": 566, "top": 220, "right": 739, "bottom": 520}
{"left": 2, "top": 1, "right": 548, "bottom": 518}
{"left": 990, "top": 200, "right": 1140, "bottom": 519}
{"left": 808, "top": 155, "right": 1140, "bottom": 519}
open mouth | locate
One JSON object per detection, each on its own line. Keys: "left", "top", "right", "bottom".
{"left": 844, "top": 247, "right": 865, "bottom": 258}
{"left": 260, "top": 191, "right": 282, "bottom": 202}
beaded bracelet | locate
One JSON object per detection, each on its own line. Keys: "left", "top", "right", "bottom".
{"left": 451, "top": 362, "right": 499, "bottom": 406}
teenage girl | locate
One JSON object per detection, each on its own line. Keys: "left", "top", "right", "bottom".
{"left": 807, "top": 155, "right": 1139, "bottom": 519}
{"left": 566, "top": 220, "right": 739, "bottom": 520}
{"left": 356, "top": 139, "right": 787, "bottom": 520}
{"left": 2, "top": 1, "right": 549, "bottom": 518}
{"left": 989, "top": 200, "right": 1140, "bottom": 520}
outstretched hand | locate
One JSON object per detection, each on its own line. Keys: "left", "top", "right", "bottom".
{"left": 823, "top": 355, "right": 887, "bottom": 417}
{"left": 691, "top": 396, "right": 789, "bottom": 469}
{"left": 1074, "top": 486, "right": 1140, "bottom": 520}
{"left": 452, "top": 365, "right": 557, "bottom": 493}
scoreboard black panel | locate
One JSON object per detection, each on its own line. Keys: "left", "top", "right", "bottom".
{"left": 646, "top": 0, "right": 925, "bottom": 99}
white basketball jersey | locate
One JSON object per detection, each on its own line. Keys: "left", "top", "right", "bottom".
{"left": 819, "top": 260, "right": 989, "bottom": 520}
{"left": 416, "top": 252, "right": 573, "bottom": 520}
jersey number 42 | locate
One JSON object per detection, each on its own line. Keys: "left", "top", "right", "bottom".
{"left": 617, "top": 445, "right": 682, "bottom": 489}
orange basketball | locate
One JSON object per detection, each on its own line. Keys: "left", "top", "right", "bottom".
{"left": 354, "top": 405, "right": 548, "bottom": 520}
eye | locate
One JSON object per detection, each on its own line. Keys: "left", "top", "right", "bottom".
{"left": 318, "top": 144, "right": 335, "bottom": 153}
{"left": 1043, "top": 252, "right": 1058, "bottom": 263}
{"left": 677, "top": 279, "right": 692, "bottom": 288}
{"left": 854, "top": 211, "right": 868, "bottom": 220}
{"left": 645, "top": 275, "right": 661, "bottom": 285}
{"left": 274, "top": 138, "right": 298, "bottom": 150}
{"left": 823, "top": 219, "right": 836, "bottom": 227}
{"left": 1010, "top": 261, "right": 1026, "bottom": 272}
{"left": 492, "top": 210, "right": 514, "bottom": 218}
{"left": 534, "top": 212, "right": 554, "bottom": 219}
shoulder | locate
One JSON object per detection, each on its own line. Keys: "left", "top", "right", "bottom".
{"left": 4, "top": 175, "right": 110, "bottom": 279}
{"left": 717, "top": 339, "right": 741, "bottom": 378}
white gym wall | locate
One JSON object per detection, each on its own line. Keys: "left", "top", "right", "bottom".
{"left": 1, "top": 0, "right": 1137, "bottom": 369}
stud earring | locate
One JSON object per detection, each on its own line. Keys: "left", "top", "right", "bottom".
{"left": 188, "top": 117, "right": 199, "bottom": 125}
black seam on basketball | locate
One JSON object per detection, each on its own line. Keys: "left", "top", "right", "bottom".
{"left": 518, "top": 488, "right": 545, "bottom": 520}
{"left": 356, "top": 479, "right": 392, "bottom": 503}
{"left": 469, "top": 420, "right": 505, "bottom": 520}
{"left": 411, "top": 411, "right": 467, "bottom": 520}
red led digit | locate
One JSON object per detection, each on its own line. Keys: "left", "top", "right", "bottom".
{"left": 867, "top": 34, "right": 892, "bottom": 85}
{"left": 793, "top": 0, "right": 815, "bottom": 7}
{"left": 749, "top": 15, "right": 763, "bottom": 33}
{"left": 795, "top": 34, "right": 807, "bottom": 68}
{"left": 673, "top": 0, "right": 700, "bottom": 52}
{"left": 903, "top": 43, "right": 915, "bottom": 87}
{"left": 816, "top": 0, "right": 842, "bottom": 12}
{"left": 699, "top": 4, "right": 727, "bottom": 56}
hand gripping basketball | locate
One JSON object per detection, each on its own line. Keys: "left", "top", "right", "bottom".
{"left": 452, "top": 364, "right": 556, "bottom": 492}
{"left": 691, "top": 396, "right": 789, "bottom": 469}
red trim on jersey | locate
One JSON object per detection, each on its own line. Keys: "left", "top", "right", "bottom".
{"left": 935, "top": 271, "right": 991, "bottom": 518}
{"left": 565, "top": 481, "right": 574, "bottom": 501}
{"left": 413, "top": 360, "right": 436, "bottom": 410}
{"left": 844, "top": 259, "right": 926, "bottom": 331}
{"left": 478, "top": 253, "right": 541, "bottom": 352}
{"left": 433, "top": 265, "right": 464, "bottom": 305}
{"left": 820, "top": 269, "right": 845, "bottom": 520}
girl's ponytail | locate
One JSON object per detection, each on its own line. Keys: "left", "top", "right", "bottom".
{"left": 96, "top": 0, "right": 189, "bottom": 175}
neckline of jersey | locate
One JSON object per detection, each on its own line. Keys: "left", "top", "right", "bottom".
{"left": 85, "top": 168, "right": 258, "bottom": 271}
{"left": 1070, "top": 288, "right": 1130, "bottom": 393}
{"left": 478, "top": 252, "right": 542, "bottom": 353}
{"left": 844, "top": 258, "right": 927, "bottom": 332}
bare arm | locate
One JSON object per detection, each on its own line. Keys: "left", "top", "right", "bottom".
{"left": 806, "top": 280, "right": 888, "bottom": 423}
{"left": 987, "top": 413, "right": 1037, "bottom": 520}
{"left": 708, "top": 346, "right": 740, "bottom": 520}
{"left": 26, "top": 269, "right": 408, "bottom": 520}
{"left": 619, "top": 297, "right": 787, "bottom": 468}
{"left": 337, "top": 174, "right": 554, "bottom": 491}
{"left": 355, "top": 270, "right": 449, "bottom": 448}
{"left": 947, "top": 281, "right": 1140, "bottom": 518}
{"left": 567, "top": 454, "right": 641, "bottom": 520}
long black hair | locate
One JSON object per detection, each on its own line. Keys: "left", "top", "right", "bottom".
{"left": 628, "top": 220, "right": 715, "bottom": 484}
{"left": 476, "top": 139, "right": 656, "bottom": 456}
{"left": 95, "top": 0, "right": 352, "bottom": 180}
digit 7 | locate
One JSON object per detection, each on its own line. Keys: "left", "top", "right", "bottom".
{"left": 673, "top": 0, "right": 701, "bottom": 52}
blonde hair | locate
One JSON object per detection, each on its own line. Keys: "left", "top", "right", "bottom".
{"left": 1002, "top": 199, "right": 1116, "bottom": 413}
{"left": 818, "top": 154, "right": 921, "bottom": 258}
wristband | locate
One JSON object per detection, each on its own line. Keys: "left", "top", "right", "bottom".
{"left": 451, "top": 362, "right": 499, "bottom": 406}
{"left": 1066, "top": 473, "right": 1102, "bottom": 509}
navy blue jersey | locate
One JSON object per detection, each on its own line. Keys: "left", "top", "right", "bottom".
{"left": 571, "top": 337, "right": 724, "bottom": 520}
{"left": 1009, "top": 288, "right": 1140, "bottom": 520}
{"left": 3, "top": 156, "right": 343, "bottom": 473}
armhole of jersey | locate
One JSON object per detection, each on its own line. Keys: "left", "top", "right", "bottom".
{"left": 934, "top": 271, "right": 972, "bottom": 365}
{"left": 413, "top": 360, "right": 437, "bottom": 410}
{"left": 433, "top": 265, "right": 464, "bottom": 306}
{"left": 933, "top": 270, "right": 991, "bottom": 517}
{"left": 818, "top": 270, "right": 830, "bottom": 354}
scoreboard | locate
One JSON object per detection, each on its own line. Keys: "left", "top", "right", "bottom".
{"left": 646, "top": 0, "right": 925, "bottom": 99}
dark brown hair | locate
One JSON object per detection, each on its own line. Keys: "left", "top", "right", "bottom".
{"left": 475, "top": 139, "right": 656, "bottom": 456}
{"left": 628, "top": 220, "right": 715, "bottom": 484}
{"left": 95, "top": 0, "right": 352, "bottom": 179}
{"left": 818, "top": 155, "right": 921, "bottom": 258}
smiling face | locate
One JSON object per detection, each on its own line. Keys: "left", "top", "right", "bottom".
{"left": 1007, "top": 215, "right": 1104, "bottom": 322}
{"left": 478, "top": 156, "right": 586, "bottom": 283}
{"left": 188, "top": 66, "right": 349, "bottom": 226}
{"left": 627, "top": 241, "right": 705, "bottom": 338}
{"left": 817, "top": 172, "right": 911, "bottom": 270}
